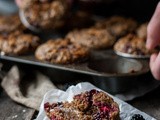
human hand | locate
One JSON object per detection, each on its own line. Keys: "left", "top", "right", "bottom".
{"left": 146, "top": 2, "right": 160, "bottom": 80}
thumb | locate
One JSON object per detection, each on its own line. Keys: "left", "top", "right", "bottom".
{"left": 146, "top": 2, "right": 160, "bottom": 50}
{"left": 150, "top": 52, "right": 160, "bottom": 80}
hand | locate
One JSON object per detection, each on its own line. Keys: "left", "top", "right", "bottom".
{"left": 146, "top": 2, "right": 160, "bottom": 80}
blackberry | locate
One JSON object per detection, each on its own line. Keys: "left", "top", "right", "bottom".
{"left": 131, "top": 114, "right": 145, "bottom": 120}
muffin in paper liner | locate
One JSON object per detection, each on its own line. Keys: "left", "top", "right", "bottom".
{"left": 36, "top": 82, "right": 156, "bottom": 120}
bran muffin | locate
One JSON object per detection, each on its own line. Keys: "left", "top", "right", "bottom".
{"left": 66, "top": 28, "right": 116, "bottom": 49}
{"left": 22, "top": 0, "right": 68, "bottom": 29}
{"left": 114, "top": 34, "right": 157, "bottom": 57}
{"left": 44, "top": 89, "right": 120, "bottom": 120}
{"left": 35, "top": 38, "right": 89, "bottom": 64}
{"left": 95, "top": 16, "right": 138, "bottom": 38}
{"left": 0, "top": 31, "right": 40, "bottom": 55}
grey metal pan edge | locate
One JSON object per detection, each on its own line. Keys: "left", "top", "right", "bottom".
{"left": 115, "top": 50, "right": 150, "bottom": 59}
{"left": 0, "top": 54, "right": 150, "bottom": 78}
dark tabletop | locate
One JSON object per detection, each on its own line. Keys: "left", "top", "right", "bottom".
{"left": 129, "top": 86, "right": 160, "bottom": 119}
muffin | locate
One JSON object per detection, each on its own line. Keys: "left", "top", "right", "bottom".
{"left": 22, "top": 0, "right": 68, "bottom": 30}
{"left": 44, "top": 89, "right": 120, "bottom": 120}
{"left": 95, "top": 16, "right": 138, "bottom": 38}
{"left": 35, "top": 38, "right": 89, "bottom": 64}
{"left": 0, "top": 31, "right": 40, "bottom": 55}
{"left": 66, "top": 28, "right": 116, "bottom": 49}
{"left": 114, "top": 34, "right": 157, "bottom": 57}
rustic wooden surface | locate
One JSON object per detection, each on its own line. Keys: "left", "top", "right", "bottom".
{"left": 0, "top": 90, "right": 36, "bottom": 120}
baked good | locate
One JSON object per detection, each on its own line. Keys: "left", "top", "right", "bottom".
{"left": 95, "top": 16, "right": 137, "bottom": 38}
{"left": 66, "top": 28, "right": 116, "bottom": 49}
{"left": 0, "top": 31, "right": 40, "bottom": 55}
{"left": 114, "top": 34, "right": 157, "bottom": 57}
{"left": 22, "top": 0, "right": 68, "bottom": 29}
{"left": 44, "top": 89, "right": 120, "bottom": 120}
{"left": 0, "top": 15, "right": 25, "bottom": 33}
{"left": 136, "top": 23, "right": 148, "bottom": 39}
{"left": 35, "top": 38, "right": 89, "bottom": 64}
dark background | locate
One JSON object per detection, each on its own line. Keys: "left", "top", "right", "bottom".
{"left": 77, "top": 0, "right": 160, "bottom": 22}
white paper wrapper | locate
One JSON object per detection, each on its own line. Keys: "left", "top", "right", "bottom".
{"left": 36, "top": 82, "right": 156, "bottom": 120}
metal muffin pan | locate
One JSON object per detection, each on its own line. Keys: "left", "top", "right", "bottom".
{"left": 114, "top": 50, "right": 150, "bottom": 59}
{"left": 0, "top": 49, "right": 150, "bottom": 94}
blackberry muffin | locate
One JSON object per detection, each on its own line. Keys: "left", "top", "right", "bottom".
{"left": 0, "top": 15, "right": 25, "bottom": 33}
{"left": 0, "top": 31, "right": 40, "bottom": 55}
{"left": 22, "top": 0, "right": 68, "bottom": 30}
{"left": 95, "top": 16, "right": 138, "bottom": 38}
{"left": 114, "top": 34, "right": 157, "bottom": 57}
{"left": 35, "top": 38, "right": 89, "bottom": 64}
{"left": 66, "top": 28, "right": 116, "bottom": 49}
{"left": 44, "top": 89, "right": 120, "bottom": 120}
{"left": 136, "top": 23, "right": 148, "bottom": 39}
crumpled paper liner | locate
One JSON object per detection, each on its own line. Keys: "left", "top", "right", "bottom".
{"left": 1, "top": 66, "right": 56, "bottom": 111}
{"left": 36, "top": 82, "right": 156, "bottom": 120}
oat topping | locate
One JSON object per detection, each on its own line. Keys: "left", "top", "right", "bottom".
{"left": 95, "top": 16, "right": 137, "bottom": 38}
{"left": 114, "top": 34, "right": 157, "bottom": 56}
{"left": 66, "top": 28, "right": 116, "bottom": 49}
{"left": 35, "top": 38, "right": 89, "bottom": 64}
{"left": 22, "top": 0, "right": 68, "bottom": 29}
{"left": 0, "top": 31, "right": 40, "bottom": 55}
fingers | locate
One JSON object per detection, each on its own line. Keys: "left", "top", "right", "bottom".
{"left": 150, "top": 52, "right": 160, "bottom": 80}
{"left": 146, "top": 2, "right": 160, "bottom": 50}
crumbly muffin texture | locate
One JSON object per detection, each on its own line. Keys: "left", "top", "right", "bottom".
{"left": 95, "top": 16, "right": 137, "bottom": 38}
{"left": 0, "top": 31, "right": 40, "bottom": 55}
{"left": 35, "top": 38, "right": 89, "bottom": 64}
{"left": 44, "top": 89, "right": 120, "bottom": 120}
{"left": 114, "top": 34, "right": 157, "bottom": 56}
{"left": 22, "top": 0, "right": 68, "bottom": 29}
{"left": 66, "top": 28, "right": 116, "bottom": 49}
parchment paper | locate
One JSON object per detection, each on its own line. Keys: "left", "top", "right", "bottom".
{"left": 36, "top": 82, "right": 156, "bottom": 120}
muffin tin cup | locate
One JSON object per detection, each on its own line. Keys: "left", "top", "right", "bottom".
{"left": 19, "top": 10, "right": 41, "bottom": 33}
{"left": 114, "top": 50, "right": 150, "bottom": 59}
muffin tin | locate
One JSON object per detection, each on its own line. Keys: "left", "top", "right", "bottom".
{"left": 114, "top": 50, "right": 151, "bottom": 59}
{"left": 0, "top": 1, "right": 153, "bottom": 94}
{"left": 0, "top": 48, "right": 149, "bottom": 94}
